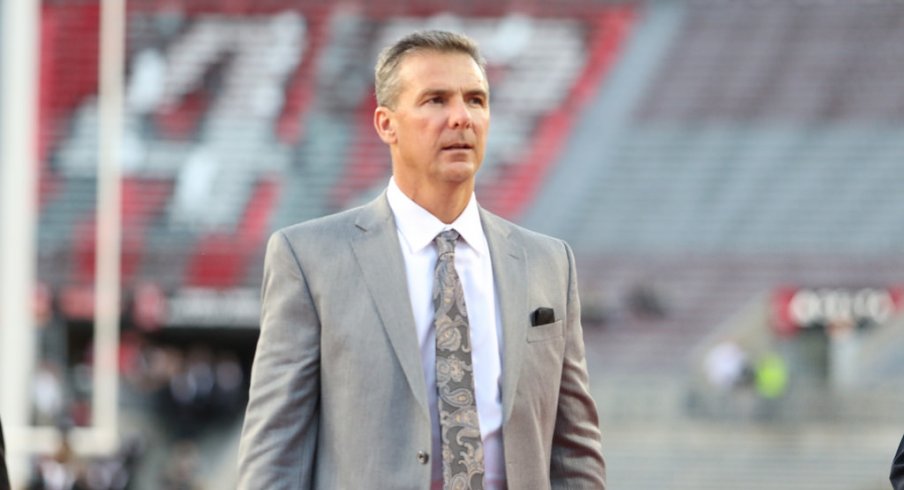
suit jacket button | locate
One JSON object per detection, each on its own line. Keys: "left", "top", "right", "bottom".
{"left": 417, "top": 451, "right": 429, "bottom": 464}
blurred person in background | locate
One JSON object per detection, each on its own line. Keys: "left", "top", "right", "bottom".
{"left": 212, "top": 352, "right": 244, "bottom": 416}
{"left": 893, "top": 433, "right": 904, "bottom": 490}
{"left": 32, "top": 362, "right": 66, "bottom": 426}
{"left": 27, "top": 436, "right": 85, "bottom": 490}
{"left": 237, "top": 30, "right": 605, "bottom": 489}
{"left": 159, "top": 441, "right": 201, "bottom": 490}
{"left": 1, "top": 417, "right": 9, "bottom": 490}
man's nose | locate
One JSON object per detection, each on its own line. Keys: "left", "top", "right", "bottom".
{"left": 448, "top": 98, "right": 473, "bottom": 129}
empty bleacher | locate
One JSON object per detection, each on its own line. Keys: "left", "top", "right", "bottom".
{"left": 526, "top": 2, "right": 904, "bottom": 254}
{"left": 521, "top": 1, "right": 904, "bottom": 376}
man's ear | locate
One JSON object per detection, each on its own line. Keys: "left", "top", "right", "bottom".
{"left": 374, "top": 106, "right": 396, "bottom": 144}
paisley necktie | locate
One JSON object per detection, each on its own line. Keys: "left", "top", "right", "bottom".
{"left": 433, "top": 229, "right": 485, "bottom": 490}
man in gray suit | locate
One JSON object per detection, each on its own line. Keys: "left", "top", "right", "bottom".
{"left": 237, "top": 30, "right": 605, "bottom": 489}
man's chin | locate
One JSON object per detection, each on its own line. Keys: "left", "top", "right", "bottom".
{"left": 438, "top": 161, "right": 480, "bottom": 184}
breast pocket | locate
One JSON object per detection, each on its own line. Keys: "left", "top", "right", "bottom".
{"left": 526, "top": 319, "right": 564, "bottom": 343}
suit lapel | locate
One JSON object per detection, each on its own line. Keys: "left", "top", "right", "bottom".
{"left": 350, "top": 194, "right": 429, "bottom": 418}
{"left": 348, "top": 199, "right": 528, "bottom": 424}
{"left": 480, "top": 209, "right": 528, "bottom": 425}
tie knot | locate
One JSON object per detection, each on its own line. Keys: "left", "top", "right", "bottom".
{"left": 435, "top": 229, "right": 460, "bottom": 258}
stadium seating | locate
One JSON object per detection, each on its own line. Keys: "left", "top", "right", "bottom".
{"left": 521, "top": 1, "right": 904, "bottom": 376}
{"left": 37, "top": 1, "right": 628, "bottom": 301}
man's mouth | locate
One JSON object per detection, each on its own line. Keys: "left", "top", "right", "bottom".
{"left": 442, "top": 143, "right": 473, "bottom": 151}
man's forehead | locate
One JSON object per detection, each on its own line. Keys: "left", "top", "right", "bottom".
{"left": 398, "top": 50, "right": 487, "bottom": 87}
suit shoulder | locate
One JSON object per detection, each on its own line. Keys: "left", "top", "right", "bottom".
{"left": 272, "top": 193, "right": 389, "bottom": 244}
{"left": 481, "top": 209, "right": 570, "bottom": 253}
{"left": 275, "top": 207, "right": 359, "bottom": 239}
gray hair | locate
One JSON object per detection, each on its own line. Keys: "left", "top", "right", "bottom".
{"left": 374, "top": 30, "right": 487, "bottom": 109}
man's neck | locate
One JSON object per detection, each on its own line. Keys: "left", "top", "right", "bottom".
{"left": 394, "top": 177, "right": 473, "bottom": 224}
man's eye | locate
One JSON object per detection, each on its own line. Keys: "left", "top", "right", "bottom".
{"left": 428, "top": 97, "right": 444, "bottom": 104}
{"left": 470, "top": 97, "right": 486, "bottom": 106}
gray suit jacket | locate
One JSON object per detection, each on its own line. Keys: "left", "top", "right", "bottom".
{"left": 237, "top": 193, "right": 605, "bottom": 489}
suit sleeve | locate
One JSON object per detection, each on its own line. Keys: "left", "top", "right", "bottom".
{"left": 238, "top": 231, "right": 321, "bottom": 489}
{"left": 892, "top": 433, "right": 904, "bottom": 490}
{"left": 549, "top": 241, "right": 607, "bottom": 489}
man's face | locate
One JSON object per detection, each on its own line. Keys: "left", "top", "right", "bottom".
{"left": 379, "top": 50, "right": 490, "bottom": 191}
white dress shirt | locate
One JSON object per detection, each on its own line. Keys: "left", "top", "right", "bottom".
{"left": 386, "top": 178, "right": 506, "bottom": 489}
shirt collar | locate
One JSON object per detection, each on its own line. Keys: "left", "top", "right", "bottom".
{"left": 386, "top": 177, "right": 488, "bottom": 257}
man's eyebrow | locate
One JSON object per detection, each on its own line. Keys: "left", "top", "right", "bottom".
{"left": 465, "top": 88, "right": 489, "bottom": 99}
{"left": 417, "top": 88, "right": 452, "bottom": 99}
{"left": 416, "top": 87, "right": 489, "bottom": 99}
